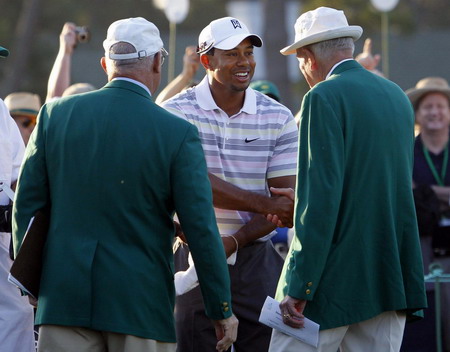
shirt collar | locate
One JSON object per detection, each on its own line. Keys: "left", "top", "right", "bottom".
{"left": 195, "top": 76, "right": 257, "bottom": 116}
{"left": 325, "top": 58, "right": 353, "bottom": 80}
{"left": 112, "top": 77, "right": 152, "bottom": 96}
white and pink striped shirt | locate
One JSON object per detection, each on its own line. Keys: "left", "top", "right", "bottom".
{"left": 162, "top": 76, "right": 298, "bottom": 239}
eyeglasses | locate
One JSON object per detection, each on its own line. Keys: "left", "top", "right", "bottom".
{"left": 159, "top": 48, "right": 168, "bottom": 67}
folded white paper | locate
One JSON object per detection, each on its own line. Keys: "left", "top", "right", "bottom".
{"left": 259, "top": 296, "right": 320, "bottom": 348}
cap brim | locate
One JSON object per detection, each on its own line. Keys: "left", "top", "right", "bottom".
{"left": 406, "top": 88, "right": 450, "bottom": 109}
{"left": 0, "top": 46, "right": 9, "bottom": 58}
{"left": 215, "top": 34, "right": 263, "bottom": 51}
{"left": 280, "top": 26, "right": 362, "bottom": 55}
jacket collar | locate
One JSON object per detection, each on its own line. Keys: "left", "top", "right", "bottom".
{"left": 329, "top": 59, "right": 362, "bottom": 77}
{"left": 103, "top": 79, "right": 152, "bottom": 100}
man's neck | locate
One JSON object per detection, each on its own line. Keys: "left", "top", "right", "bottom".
{"left": 209, "top": 82, "right": 246, "bottom": 117}
{"left": 421, "top": 128, "right": 450, "bottom": 154}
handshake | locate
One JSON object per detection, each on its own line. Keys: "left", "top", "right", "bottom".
{"left": 265, "top": 187, "right": 295, "bottom": 228}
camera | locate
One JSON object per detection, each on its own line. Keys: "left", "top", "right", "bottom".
{"left": 75, "top": 26, "right": 90, "bottom": 43}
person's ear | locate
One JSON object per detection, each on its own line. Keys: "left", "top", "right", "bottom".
{"left": 200, "top": 54, "right": 212, "bottom": 70}
{"left": 100, "top": 57, "right": 107, "bottom": 74}
{"left": 153, "top": 52, "right": 162, "bottom": 74}
{"left": 304, "top": 48, "right": 318, "bottom": 71}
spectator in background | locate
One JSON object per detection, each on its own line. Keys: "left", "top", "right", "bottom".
{"left": 4, "top": 91, "right": 41, "bottom": 145}
{"left": 406, "top": 76, "right": 450, "bottom": 352}
{"left": 269, "top": 7, "right": 426, "bottom": 352}
{"left": 0, "top": 45, "right": 35, "bottom": 352}
{"left": 249, "top": 80, "right": 281, "bottom": 102}
{"left": 46, "top": 22, "right": 95, "bottom": 103}
{"left": 155, "top": 45, "right": 200, "bottom": 105}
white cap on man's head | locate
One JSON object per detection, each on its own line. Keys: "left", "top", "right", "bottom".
{"left": 197, "top": 17, "right": 262, "bottom": 54}
{"left": 103, "top": 17, "right": 164, "bottom": 60}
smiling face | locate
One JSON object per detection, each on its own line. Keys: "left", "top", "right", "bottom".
{"left": 205, "top": 38, "right": 256, "bottom": 94}
{"left": 416, "top": 92, "right": 450, "bottom": 132}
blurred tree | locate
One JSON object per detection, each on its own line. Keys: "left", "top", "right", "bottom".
{"left": 0, "top": 0, "right": 42, "bottom": 97}
{"left": 1, "top": 0, "right": 449, "bottom": 99}
{"left": 262, "top": 0, "right": 292, "bottom": 107}
{"left": 0, "top": 0, "right": 226, "bottom": 99}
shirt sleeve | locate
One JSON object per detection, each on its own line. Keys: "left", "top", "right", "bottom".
{"left": 267, "top": 112, "right": 298, "bottom": 179}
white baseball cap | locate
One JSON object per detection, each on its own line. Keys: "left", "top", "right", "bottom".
{"left": 280, "top": 7, "right": 362, "bottom": 55}
{"left": 197, "top": 17, "right": 262, "bottom": 54}
{"left": 103, "top": 17, "right": 164, "bottom": 60}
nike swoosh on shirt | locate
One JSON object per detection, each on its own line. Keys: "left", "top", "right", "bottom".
{"left": 245, "top": 138, "right": 260, "bottom": 143}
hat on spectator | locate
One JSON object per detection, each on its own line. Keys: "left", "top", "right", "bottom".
{"left": 62, "top": 83, "right": 96, "bottom": 97}
{"left": 280, "top": 7, "right": 362, "bottom": 55}
{"left": 0, "top": 46, "right": 9, "bottom": 58}
{"left": 406, "top": 77, "right": 450, "bottom": 109}
{"left": 250, "top": 80, "right": 281, "bottom": 102}
{"left": 103, "top": 17, "right": 164, "bottom": 60}
{"left": 197, "top": 17, "right": 262, "bottom": 54}
{"left": 4, "top": 92, "right": 41, "bottom": 119}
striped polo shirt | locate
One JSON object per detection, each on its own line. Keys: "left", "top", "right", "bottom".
{"left": 162, "top": 76, "right": 298, "bottom": 239}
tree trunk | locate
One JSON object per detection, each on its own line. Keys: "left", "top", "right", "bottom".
{"left": 0, "top": 0, "right": 42, "bottom": 97}
{"left": 262, "top": 0, "right": 292, "bottom": 109}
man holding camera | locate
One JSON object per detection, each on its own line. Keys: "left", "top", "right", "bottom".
{"left": 46, "top": 22, "right": 95, "bottom": 102}
{"left": 0, "top": 45, "right": 35, "bottom": 352}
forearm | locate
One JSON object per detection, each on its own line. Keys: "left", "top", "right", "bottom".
{"left": 431, "top": 185, "right": 450, "bottom": 204}
{"left": 209, "top": 173, "right": 270, "bottom": 214}
{"left": 223, "top": 214, "right": 276, "bottom": 257}
{"left": 155, "top": 73, "right": 193, "bottom": 105}
{"left": 46, "top": 49, "right": 72, "bottom": 101}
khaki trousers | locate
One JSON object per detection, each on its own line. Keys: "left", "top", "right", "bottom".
{"left": 269, "top": 310, "right": 406, "bottom": 352}
{"left": 37, "top": 325, "right": 176, "bottom": 352}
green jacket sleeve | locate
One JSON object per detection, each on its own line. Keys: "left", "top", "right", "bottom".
{"left": 288, "top": 91, "right": 345, "bottom": 300}
{"left": 171, "top": 124, "right": 232, "bottom": 320}
{"left": 12, "top": 105, "right": 50, "bottom": 257}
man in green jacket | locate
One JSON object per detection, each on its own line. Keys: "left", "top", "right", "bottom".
{"left": 268, "top": 7, "right": 426, "bottom": 352}
{"left": 12, "top": 17, "right": 237, "bottom": 352}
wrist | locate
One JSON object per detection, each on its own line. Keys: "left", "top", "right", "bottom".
{"left": 229, "top": 235, "right": 239, "bottom": 252}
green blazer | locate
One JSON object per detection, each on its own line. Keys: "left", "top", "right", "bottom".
{"left": 276, "top": 61, "right": 427, "bottom": 329}
{"left": 12, "top": 80, "right": 232, "bottom": 342}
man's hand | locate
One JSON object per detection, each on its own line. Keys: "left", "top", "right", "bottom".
{"left": 213, "top": 314, "right": 239, "bottom": 351}
{"left": 181, "top": 46, "right": 200, "bottom": 80}
{"left": 266, "top": 187, "right": 295, "bottom": 227}
{"left": 28, "top": 296, "right": 38, "bottom": 308}
{"left": 60, "top": 22, "right": 77, "bottom": 55}
{"left": 279, "top": 295, "right": 306, "bottom": 329}
{"left": 355, "top": 38, "right": 384, "bottom": 77}
{"left": 174, "top": 221, "right": 187, "bottom": 243}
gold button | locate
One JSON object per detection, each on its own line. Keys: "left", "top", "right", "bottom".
{"left": 222, "top": 302, "right": 228, "bottom": 307}
{"left": 307, "top": 282, "right": 313, "bottom": 287}
{"left": 305, "top": 289, "right": 311, "bottom": 295}
{"left": 224, "top": 307, "right": 229, "bottom": 312}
